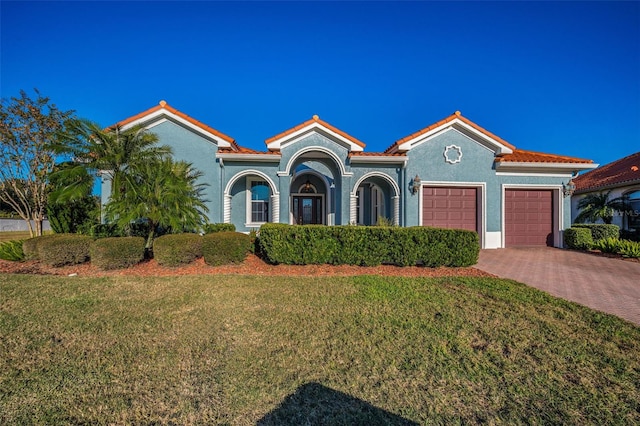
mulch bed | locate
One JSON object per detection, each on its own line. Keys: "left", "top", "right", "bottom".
{"left": 0, "top": 254, "right": 494, "bottom": 278}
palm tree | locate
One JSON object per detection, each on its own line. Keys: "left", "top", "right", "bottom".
{"left": 52, "top": 118, "right": 172, "bottom": 203}
{"left": 574, "top": 190, "right": 629, "bottom": 224}
{"left": 104, "top": 157, "right": 209, "bottom": 252}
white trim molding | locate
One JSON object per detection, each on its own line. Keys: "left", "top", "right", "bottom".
{"left": 266, "top": 122, "right": 364, "bottom": 152}
{"left": 397, "top": 119, "right": 514, "bottom": 155}
{"left": 280, "top": 146, "right": 353, "bottom": 177}
{"left": 122, "top": 109, "right": 233, "bottom": 148}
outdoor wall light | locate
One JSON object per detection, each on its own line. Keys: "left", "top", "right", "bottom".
{"left": 563, "top": 179, "right": 576, "bottom": 198}
{"left": 411, "top": 174, "right": 421, "bottom": 195}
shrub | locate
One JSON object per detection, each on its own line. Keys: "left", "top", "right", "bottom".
{"left": 38, "top": 234, "right": 92, "bottom": 267}
{"left": 564, "top": 227, "right": 593, "bottom": 250}
{"left": 572, "top": 224, "right": 619, "bottom": 241}
{"left": 203, "top": 223, "right": 236, "bottom": 234}
{"left": 592, "top": 237, "right": 621, "bottom": 254}
{"left": 202, "top": 232, "right": 251, "bottom": 266}
{"left": 0, "top": 240, "right": 25, "bottom": 261}
{"left": 258, "top": 224, "right": 479, "bottom": 267}
{"left": 90, "top": 237, "right": 145, "bottom": 270}
{"left": 618, "top": 240, "right": 640, "bottom": 258}
{"left": 22, "top": 234, "right": 58, "bottom": 260}
{"left": 153, "top": 233, "right": 203, "bottom": 267}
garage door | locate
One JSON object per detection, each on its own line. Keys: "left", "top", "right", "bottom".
{"left": 505, "top": 189, "right": 553, "bottom": 246}
{"left": 422, "top": 187, "right": 477, "bottom": 231}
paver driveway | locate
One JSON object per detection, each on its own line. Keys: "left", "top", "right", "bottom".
{"left": 476, "top": 247, "right": 640, "bottom": 326}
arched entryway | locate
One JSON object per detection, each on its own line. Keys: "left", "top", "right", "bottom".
{"left": 291, "top": 169, "right": 330, "bottom": 225}
{"left": 351, "top": 172, "right": 400, "bottom": 226}
{"left": 283, "top": 146, "right": 346, "bottom": 225}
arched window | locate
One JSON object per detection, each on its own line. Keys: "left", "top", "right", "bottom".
{"left": 248, "top": 179, "right": 270, "bottom": 224}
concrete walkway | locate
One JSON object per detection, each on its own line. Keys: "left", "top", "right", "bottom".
{"left": 476, "top": 247, "right": 640, "bottom": 326}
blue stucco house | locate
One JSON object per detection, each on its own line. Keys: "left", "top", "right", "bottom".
{"left": 102, "top": 101, "right": 597, "bottom": 248}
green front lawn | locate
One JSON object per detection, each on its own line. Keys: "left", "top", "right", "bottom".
{"left": 1, "top": 274, "right": 638, "bottom": 424}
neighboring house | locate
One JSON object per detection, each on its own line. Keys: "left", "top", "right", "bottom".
{"left": 571, "top": 152, "right": 640, "bottom": 233}
{"left": 102, "top": 101, "right": 597, "bottom": 248}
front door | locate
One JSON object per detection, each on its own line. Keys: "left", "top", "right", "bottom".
{"left": 293, "top": 196, "right": 323, "bottom": 225}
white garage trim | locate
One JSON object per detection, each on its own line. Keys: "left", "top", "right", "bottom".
{"left": 419, "top": 181, "right": 487, "bottom": 249}
{"left": 501, "top": 184, "right": 564, "bottom": 248}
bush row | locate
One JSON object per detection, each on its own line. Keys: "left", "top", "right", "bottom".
{"left": 571, "top": 224, "right": 619, "bottom": 241}
{"left": 20, "top": 231, "right": 251, "bottom": 269}
{"left": 258, "top": 224, "right": 479, "bottom": 267}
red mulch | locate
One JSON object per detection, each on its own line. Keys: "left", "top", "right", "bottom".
{"left": 0, "top": 254, "right": 494, "bottom": 278}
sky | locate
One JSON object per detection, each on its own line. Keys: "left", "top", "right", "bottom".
{"left": 1, "top": 1, "right": 639, "bottom": 169}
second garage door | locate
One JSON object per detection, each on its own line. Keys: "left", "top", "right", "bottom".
{"left": 422, "top": 186, "right": 477, "bottom": 232}
{"left": 504, "top": 189, "right": 554, "bottom": 246}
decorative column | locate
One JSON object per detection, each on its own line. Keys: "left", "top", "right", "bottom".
{"left": 223, "top": 194, "right": 232, "bottom": 223}
{"left": 350, "top": 194, "right": 358, "bottom": 225}
{"left": 392, "top": 196, "right": 400, "bottom": 226}
{"left": 271, "top": 194, "right": 280, "bottom": 223}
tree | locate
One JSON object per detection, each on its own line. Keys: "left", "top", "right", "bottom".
{"left": 574, "top": 190, "right": 629, "bottom": 224}
{"left": 47, "top": 162, "right": 100, "bottom": 234}
{"left": 104, "top": 157, "right": 209, "bottom": 252}
{"left": 54, "top": 118, "right": 172, "bottom": 204}
{"left": 0, "top": 89, "right": 75, "bottom": 236}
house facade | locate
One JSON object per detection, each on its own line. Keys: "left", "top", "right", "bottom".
{"left": 571, "top": 152, "right": 640, "bottom": 233}
{"left": 102, "top": 101, "right": 597, "bottom": 248}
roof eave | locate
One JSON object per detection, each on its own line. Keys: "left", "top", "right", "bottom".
{"left": 574, "top": 179, "right": 640, "bottom": 195}
{"left": 216, "top": 153, "right": 282, "bottom": 162}
{"left": 495, "top": 161, "right": 599, "bottom": 174}
{"left": 349, "top": 155, "right": 408, "bottom": 164}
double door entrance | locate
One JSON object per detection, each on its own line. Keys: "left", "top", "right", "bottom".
{"left": 292, "top": 195, "right": 323, "bottom": 225}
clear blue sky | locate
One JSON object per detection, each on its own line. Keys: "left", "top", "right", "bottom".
{"left": 2, "top": 1, "right": 639, "bottom": 167}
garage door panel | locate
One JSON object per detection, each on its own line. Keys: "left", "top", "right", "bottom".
{"left": 505, "top": 189, "right": 553, "bottom": 247}
{"left": 422, "top": 186, "right": 478, "bottom": 232}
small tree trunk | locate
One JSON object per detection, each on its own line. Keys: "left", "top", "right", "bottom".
{"left": 145, "top": 224, "right": 156, "bottom": 259}
{"left": 35, "top": 218, "right": 43, "bottom": 237}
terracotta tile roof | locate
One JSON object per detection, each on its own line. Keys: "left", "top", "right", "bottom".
{"left": 495, "top": 149, "right": 594, "bottom": 164}
{"left": 385, "top": 111, "right": 516, "bottom": 153}
{"left": 573, "top": 152, "right": 640, "bottom": 192}
{"left": 265, "top": 115, "right": 366, "bottom": 150}
{"left": 217, "top": 146, "right": 279, "bottom": 155}
{"left": 113, "top": 100, "right": 237, "bottom": 146}
{"left": 348, "top": 151, "right": 406, "bottom": 157}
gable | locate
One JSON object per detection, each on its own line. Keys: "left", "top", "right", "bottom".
{"left": 265, "top": 115, "right": 365, "bottom": 152}
{"left": 387, "top": 111, "right": 514, "bottom": 156}
{"left": 115, "top": 101, "right": 235, "bottom": 149}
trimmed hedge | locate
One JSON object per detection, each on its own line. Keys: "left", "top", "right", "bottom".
{"left": 572, "top": 224, "right": 619, "bottom": 241}
{"left": 258, "top": 224, "right": 480, "bottom": 267}
{"left": 203, "top": 223, "right": 236, "bottom": 234}
{"left": 153, "top": 233, "right": 203, "bottom": 267}
{"left": 0, "top": 240, "right": 25, "bottom": 261}
{"left": 38, "top": 234, "right": 92, "bottom": 267}
{"left": 564, "top": 227, "right": 593, "bottom": 250}
{"left": 90, "top": 237, "right": 145, "bottom": 270}
{"left": 202, "top": 232, "right": 251, "bottom": 266}
{"left": 22, "top": 234, "right": 59, "bottom": 260}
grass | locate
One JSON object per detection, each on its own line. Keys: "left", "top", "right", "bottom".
{"left": 0, "top": 230, "right": 51, "bottom": 243}
{"left": 1, "top": 274, "right": 639, "bottom": 425}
